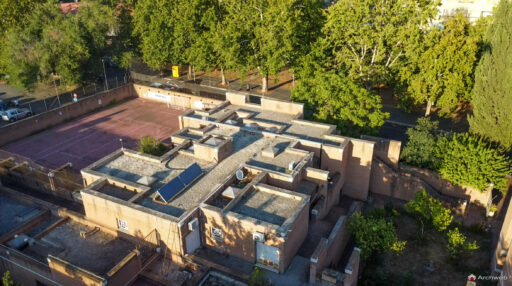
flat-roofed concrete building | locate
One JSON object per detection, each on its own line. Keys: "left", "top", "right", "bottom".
{"left": 80, "top": 90, "right": 376, "bottom": 274}
{"left": 0, "top": 190, "right": 157, "bottom": 286}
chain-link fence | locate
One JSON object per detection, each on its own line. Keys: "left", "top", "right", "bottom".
{"left": 16, "top": 75, "right": 130, "bottom": 116}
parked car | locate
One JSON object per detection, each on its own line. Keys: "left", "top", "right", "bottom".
{"left": 1, "top": 108, "right": 32, "bottom": 122}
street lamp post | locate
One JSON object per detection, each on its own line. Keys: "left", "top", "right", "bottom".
{"left": 101, "top": 59, "right": 109, "bottom": 91}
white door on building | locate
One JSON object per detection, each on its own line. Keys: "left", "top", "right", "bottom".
{"left": 256, "top": 242, "right": 279, "bottom": 270}
{"left": 185, "top": 227, "right": 201, "bottom": 254}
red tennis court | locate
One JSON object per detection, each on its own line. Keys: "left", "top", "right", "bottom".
{"left": 3, "top": 98, "right": 187, "bottom": 171}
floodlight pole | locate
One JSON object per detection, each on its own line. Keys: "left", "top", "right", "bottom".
{"left": 119, "top": 138, "right": 124, "bottom": 150}
{"left": 102, "top": 59, "right": 109, "bottom": 91}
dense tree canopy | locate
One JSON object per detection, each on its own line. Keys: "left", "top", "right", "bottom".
{"left": 0, "top": 0, "right": 45, "bottom": 32}
{"left": 403, "top": 14, "right": 479, "bottom": 116}
{"left": 469, "top": 0, "right": 512, "bottom": 149}
{"left": 436, "top": 133, "right": 510, "bottom": 192}
{"left": 400, "top": 118, "right": 441, "bottom": 169}
{"left": 317, "top": 0, "right": 439, "bottom": 89}
{"left": 292, "top": 70, "right": 388, "bottom": 136}
{"left": 0, "top": 1, "right": 117, "bottom": 89}
{"left": 348, "top": 211, "right": 405, "bottom": 259}
{"left": 132, "top": 0, "right": 180, "bottom": 71}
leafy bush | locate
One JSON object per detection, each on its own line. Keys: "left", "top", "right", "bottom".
{"left": 138, "top": 135, "right": 167, "bottom": 156}
{"left": 248, "top": 267, "right": 271, "bottom": 286}
{"left": 405, "top": 189, "right": 453, "bottom": 232}
{"left": 401, "top": 122, "right": 511, "bottom": 193}
{"left": 401, "top": 118, "right": 442, "bottom": 169}
{"left": 2, "top": 271, "right": 20, "bottom": 286}
{"left": 436, "top": 133, "right": 510, "bottom": 192}
{"left": 446, "top": 227, "right": 479, "bottom": 258}
{"left": 348, "top": 211, "right": 406, "bottom": 259}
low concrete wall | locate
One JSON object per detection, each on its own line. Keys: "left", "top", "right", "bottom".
{"left": 369, "top": 160, "right": 492, "bottom": 206}
{"left": 342, "top": 247, "right": 361, "bottom": 286}
{"left": 0, "top": 245, "right": 59, "bottom": 286}
{"left": 48, "top": 255, "right": 105, "bottom": 286}
{"left": 309, "top": 202, "right": 363, "bottom": 284}
{"left": 0, "top": 85, "right": 135, "bottom": 147}
{"left": 260, "top": 97, "right": 303, "bottom": 116}
{"left": 132, "top": 84, "right": 223, "bottom": 109}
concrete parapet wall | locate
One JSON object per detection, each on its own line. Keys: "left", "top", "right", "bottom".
{"left": 342, "top": 247, "right": 361, "bottom": 286}
{"left": 226, "top": 91, "right": 248, "bottom": 105}
{"left": 133, "top": 84, "right": 223, "bottom": 109}
{"left": 309, "top": 212, "right": 355, "bottom": 283}
{"left": 0, "top": 85, "right": 135, "bottom": 147}
{"left": 0, "top": 244, "right": 59, "bottom": 286}
{"left": 260, "top": 97, "right": 304, "bottom": 116}
{"left": 48, "top": 255, "right": 105, "bottom": 286}
{"left": 361, "top": 135, "right": 401, "bottom": 169}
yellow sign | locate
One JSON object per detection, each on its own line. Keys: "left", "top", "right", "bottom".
{"left": 172, "top": 66, "right": 180, "bottom": 78}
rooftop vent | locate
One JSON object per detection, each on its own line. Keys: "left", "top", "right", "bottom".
{"left": 262, "top": 147, "right": 279, "bottom": 158}
{"left": 137, "top": 176, "right": 157, "bottom": 186}
{"left": 288, "top": 161, "right": 296, "bottom": 171}
{"left": 222, "top": 186, "right": 242, "bottom": 199}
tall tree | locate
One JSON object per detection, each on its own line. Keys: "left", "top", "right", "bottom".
{"left": 404, "top": 14, "right": 479, "bottom": 116}
{"left": 133, "top": 0, "right": 181, "bottom": 71}
{"left": 292, "top": 70, "right": 388, "bottom": 136}
{"left": 319, "top": 0, "right": 439, "bottom": 89}
{"left": 0, "top": 1, "right": 116, "bottom": 89}
{"left": 222, "top": 0, "right": 323, "bottom": 93}
{"left": 401, "top": 118, "right": 441, "bottom": 169}
{"left": 469, "top": 0, "right": 512, "bottom": 149}
{"left": 210, "top": 0, "right": 252, "bottom": 85}
{"left": 0, "top": 0, "right": 45, "bottom": 32}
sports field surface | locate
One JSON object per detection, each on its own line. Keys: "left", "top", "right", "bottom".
{"left": 3, "top": 98, "right": 186, "bottom": 170}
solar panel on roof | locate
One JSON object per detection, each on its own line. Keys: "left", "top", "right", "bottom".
{"left": 157, "top": 177, "right": 186, "bottom": 202}
{"left": 178, "top": 163, "right": 202, "bottom": 186}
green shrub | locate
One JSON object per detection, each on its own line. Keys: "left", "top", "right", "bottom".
{"left": 446, "top": 227, "right": 479, "bottom": 258}
{"left": 401, "top": 118, "right": 442, "bottom": 169}
{"left": 348, "top": 211, "right": 406, "bottom": 259}
{"left": 405, "top": 189, "right": 453, "bottom": 232}
{"left": 248, "top": 267, "right": 271, "bottom": 286}
{"left": 138, "top": 135, "right": 167, "bottom": 156}
{"left": 436, "top": 133, "right": 510, "bottom": 192}
{"left": 2, "top": 271, "right": 20, "bottom": 286}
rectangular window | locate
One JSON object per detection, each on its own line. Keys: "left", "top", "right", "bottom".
{"left": 117, "top": 218, "right": 128, "bottom": 231}
{"left": 211, "top": 227, "right": 223, "bottom": 242}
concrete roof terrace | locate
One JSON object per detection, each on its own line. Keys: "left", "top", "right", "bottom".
{"left": 0, "top": 193, "right": 42, "bottom": 237}
{"left": 247, "top": 139, "right": 308, "bottom": 174}
{"left": 167, "top": 129, "right": 271, "bottom": 217}
{"left": 231, "top": 183, "right": 307, "bottom": 226}
{"left": 21, "top": 219, "right": 135, "bottom": 276}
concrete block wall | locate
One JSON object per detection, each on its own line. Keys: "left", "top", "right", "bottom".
{"left": 343, "top": 140, "right": 375, "bottom": 201}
